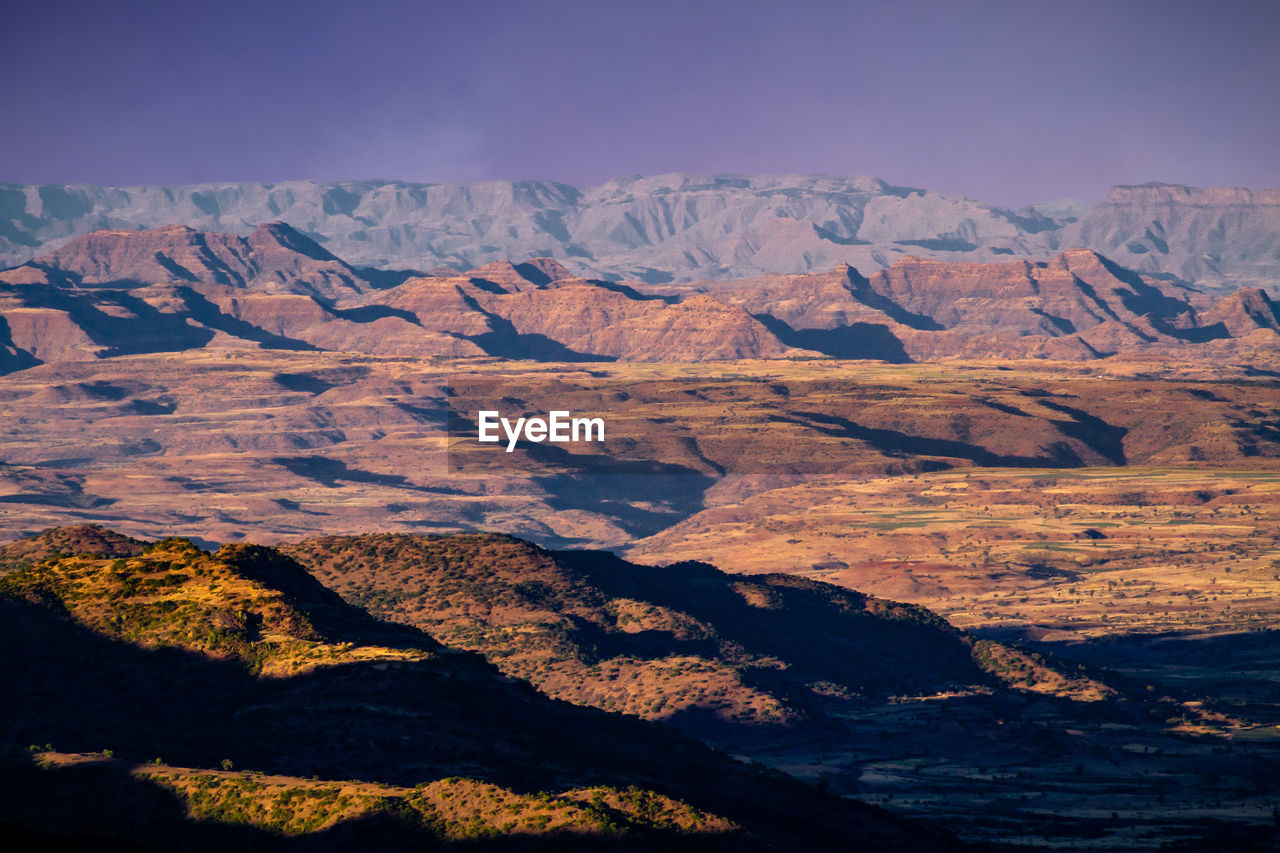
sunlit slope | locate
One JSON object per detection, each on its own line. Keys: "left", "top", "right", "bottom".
{"left": 0, "top": 530, "right": 949, "bottom": 851}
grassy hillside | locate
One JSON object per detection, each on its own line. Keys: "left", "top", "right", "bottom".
{"left": 283, "top": 532, "right": 1280, "bottom": 849}
{"left": 284, "top": 533, "right": 1118, "bottom": 731}
{"left": 0, "top": 523, "right": 144, "bottom": 575}
{"left": 0, "top": 530, "right": 951, "bottom": 851}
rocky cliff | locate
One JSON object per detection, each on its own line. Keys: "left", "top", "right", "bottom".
{"left": 2, "top": 223, "right": 1276, "bottom": 370}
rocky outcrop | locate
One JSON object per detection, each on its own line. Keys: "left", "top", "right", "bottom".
{"left": 497, "top": 287, "right": 798, "bottom": 361}
{"left": 381, "top": 263, "right": 805, "bottom": 361}
{"left": 0, "top": 227, "right": 809, "bottom": 365}
{"left": 692, "top": 247, "right": 1254, "bottom": 361}
{"left": 1200, "top": 287, "right": 1280, "bottom": 337}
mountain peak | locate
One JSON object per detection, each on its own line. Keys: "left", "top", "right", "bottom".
{"left": 463, "top": 259, "right": 574, "bottom": 290}
{"left": 247, "top": 221, "right": 337, "bottom": 262}
{"left": 1, "top": 525, "right": 145, "bottom": 573}
{"left": 518, "top": 257, "right": 574, "bottom": 282}
{"left": 1202, "top": 287, "right": 1280, "bottom": 335}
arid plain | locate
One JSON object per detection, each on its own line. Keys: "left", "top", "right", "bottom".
{"left": 4, "top": 351, "right": 1280, "bottom": 848}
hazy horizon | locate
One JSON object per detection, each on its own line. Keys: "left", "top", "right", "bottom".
{"left": 11, "top": 170, "right": 1279, "bottom": 210}
{"left": 5, "top": 0, "right": 1278, "bottom": 208}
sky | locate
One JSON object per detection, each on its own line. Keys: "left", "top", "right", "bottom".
{"left": 3, "top": 0, "right": 1278, "bottom": 208}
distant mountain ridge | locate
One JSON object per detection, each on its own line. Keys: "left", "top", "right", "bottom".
{"left": 2, "top": 222, "right": 1277, "bottom": 369}
{"left": 3, "top": 175, "right": 1278, "bottom": 292}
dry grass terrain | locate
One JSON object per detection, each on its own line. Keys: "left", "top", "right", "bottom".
{"left": 2, "top": 353, "right": 1279, "bottom": 848}
{"left": 632, "top": 467, "right": 1280, "bottom": 640}
{"left": 1, "top": 353, "right": 1277, "bottom": 551}
{"left": 280, "top": 531, "right": 1280, "bottom": 850}
{"left": 0, "top": 531, "right": 937, "bottom": 851}
{"left": 26, "top": 751, "right": 733, "bottom": 842}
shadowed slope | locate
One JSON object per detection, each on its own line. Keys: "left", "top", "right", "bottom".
{"left": 281, "top": 531, "right": 1280, "bottom": 850}
{"left": 0, "top": 530, "right": 956, "bottom": 851}
{"left": 284, "top": 532, "right": 1142, "bottom": 741}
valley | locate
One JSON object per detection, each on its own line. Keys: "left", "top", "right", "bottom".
{"left": 7, "top": 2, "right": 1278, "bottom": 848}
{"left": 2, "top": 352, "right": 1278, "bottom": 847}
{"left": 0, "top": 223, "right": 1277, "bottom": 849}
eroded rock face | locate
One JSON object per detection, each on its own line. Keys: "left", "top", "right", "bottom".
{"left": 3, "top": 176, "right": 1276, "bottom": 292}
{"left": 1199, "top": 287, "right": 1280, "bottom": 337}
{"left": 693, "top": 248, "right": 1280, "bottom": 362}
{"left": 1054, "top": 183, "right": 1280, "bottom": 291}
{"left": 0, "top": 226, "right": 813, "bottom": 365}
{"left": 1, "top": 223, "right": 1276, "bottom": 371}
{"left": 5, "top": 222, "right": 370, "bottom": 300}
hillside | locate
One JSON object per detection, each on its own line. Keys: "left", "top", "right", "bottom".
{"left": 0, "top": 529, "right": 950, "bottom": 851}
{"left": 5, "top": 526, "right": 1277, "bottom": 849}
{"left": 282, "top": 533, "right": 1121, "bottom": 723}
{"left": 280, "top": 532, "right": 1280, "bottom": 849}
{"left": 0, "top": 523, "right": 144, "bottom": 574}
{"left": 2, "top": 176, "right": 1277, "bottom": 292}
{"left": 689, "top": 249, "right": 1280, "bottom": 361}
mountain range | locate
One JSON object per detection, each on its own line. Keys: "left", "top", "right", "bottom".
{"left": 3, "top": 175, "right": 1278, "bottom": 292}
{"left": 2, "top": 221, "right": 1277, "bottom": 370}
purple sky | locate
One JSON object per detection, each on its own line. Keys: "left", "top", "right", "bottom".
{"left": 4, "top": 0, "right": 1278, "bottom": 207}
